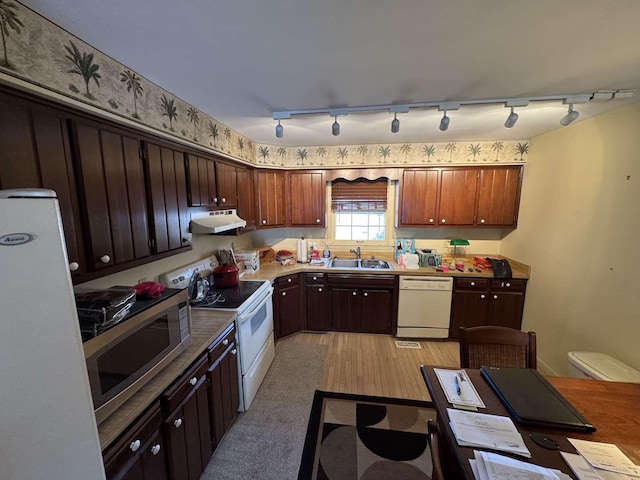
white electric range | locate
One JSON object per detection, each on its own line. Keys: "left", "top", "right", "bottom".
{"left": 160, "top": 257, "right": 274, "bottom": 411}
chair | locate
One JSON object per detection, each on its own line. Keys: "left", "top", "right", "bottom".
{"left": 459, "top": 326, "right": 537, "bottom": 369}
{"left": 427, "top": 419, "right": 444, "bottom": 480}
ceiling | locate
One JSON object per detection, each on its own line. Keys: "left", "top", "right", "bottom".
{"left": 20, "top": 0, "right": 640, "bottom": 147}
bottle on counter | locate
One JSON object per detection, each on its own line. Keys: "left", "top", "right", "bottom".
{"left": 322, "top": 244, "right": 331, "bottom": 259}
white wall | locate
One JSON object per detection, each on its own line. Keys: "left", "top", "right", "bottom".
{"left": 500, "top": 103, "right": 640, "bottom": 376}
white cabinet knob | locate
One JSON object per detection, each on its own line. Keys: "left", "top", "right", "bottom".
{"left": 174, "top": 418, "right": 183, "bottom": 428}
{"left": 363, "top": 292, "right": 368, "bottom": 297}
{"left": 429, "top": 218, "right": 434, "bottom": 223}
{"left": 480, "top": 294, "right": 486, "bottom": 299}
{"left": 69, "top": 262, "right": 79, "bottom": 271}
{"left": 231, "top": 348, "right": 237, "bottom": 355}
{"left": 151, "top": 444, "right": 161, "bottom": 456}
{"left": 480, "top": 219, "right": 486, "bottom": 224}
{"left": 130, "top": 439, "right": 141, "bottom": 452}
{"left": 318, "top": 288, "right": 323, "bottom": 292}
{"left": 213, "top": 197, "right": 218, "bottom": 203}
{"left": 282, "top": 292, "right": 286, "bottom": 296}
{"left": 221, "top": 197, "right": 226, "bottom": 203}
{"left": 262, "top": 219, "right": 267, "bottom": 224}
{"left": 223, "top": 338, "right": 229, "bottom": 346}
{"left": 313, "top": 276, "right": 317, "bottom": 280}
{"left": 470, "top": 282, "right": 475, "bottom": 286}
{"left": 493, "top": 295, "right": 498, "bottom": 300}
{"left": 441, "top": 219, "right": 446, "bottom": 223}
{"left": 352, "top": 291, "right": 357, "bottom": 296}
{"left": 99, "top": 255, "right": 111, "bottom": 264}
{"left": 189, "top": 377, "right": 197, "bottom": 386}
{"left": 287, "top": 278, "right": 292, "bottom": 283}
{"left": 316, "top": 219, "right": 320, "bottom": 223}
{"left": 505, "top": 282, "right": 511, "bottom": 288}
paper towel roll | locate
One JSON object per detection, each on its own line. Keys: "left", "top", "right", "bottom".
{"left": 296, "top": 239, "right": 308, "bottom": 262}
{"left": 403, "top": 253, "right": 420, "bottom": 269}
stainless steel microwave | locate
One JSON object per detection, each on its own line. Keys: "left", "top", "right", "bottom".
{"left": 83, "top": 289, "right": 191, "bottom": 424}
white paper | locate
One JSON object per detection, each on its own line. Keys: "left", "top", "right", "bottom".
{"left": 561, "top": 452, "right": 606, "bottom": 480}
{"left": 448, "top": 408, "right": 531, "bottom": 457}
{"left": 475, "top": 450, "right": 560, "bottom": 480}
{"left": 435, "top": 368, "right": 486, "bottom": 408}
{"left": 569, "top": 439, "right": 640, "bottom": 477}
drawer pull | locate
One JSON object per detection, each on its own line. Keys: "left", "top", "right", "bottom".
{"left": 470, "top": 281, "right": 475, "bottom": 286}
{"left": 352, "top": 291, "right": 357, "bottom": 296}
{"left": 318, "top": 288, "right": 322, "bottom": 292}
{"left": 232, "top": 348, "right": 237, "bottom": 355}
{"left": 313, "top": 276, "right": 317, "bottom": 280}
{"left": 287, "top": 278, "right": 292, "bottom": 283}
{"left": 174, "top": 418, "right": 183, "bottom": 428}
{"left": 130, "top": 439, "right": 141, "bottom": 452}
{"left": 363, "top": 292, "right": 368, "bottom": 297}
{"left": 223, "top": 338, "right": 229, "bottom": 346}
{"left": 189, "top": 377, "right": 197, "bottom": 386}
{"left": 505, "top": 282, "right": 511, "bottom": 288}
{"left": 151, "top": 444, "right": 161, "bottom": 456}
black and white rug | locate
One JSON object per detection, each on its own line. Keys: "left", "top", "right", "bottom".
{"left": 298, "top": 391, "right": 437, "bottom": 480}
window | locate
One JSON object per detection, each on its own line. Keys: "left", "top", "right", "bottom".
{"left": 331, "top": 178, "right": 388, "bottom": 242}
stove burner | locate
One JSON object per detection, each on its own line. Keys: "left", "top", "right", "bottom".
{"left": 192, "top": 291, "right": 225, "bottom": 307}
{"left": 190, "top": 280, "right": 267, "bottom": 310}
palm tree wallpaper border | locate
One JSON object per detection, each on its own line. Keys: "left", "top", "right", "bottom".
{"left": 0, "top": 1, "right": 528, "bottom": 169}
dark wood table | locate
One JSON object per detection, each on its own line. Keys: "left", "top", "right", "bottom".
{"left": 421, "top": 366, "right": 640, "bottom": 479}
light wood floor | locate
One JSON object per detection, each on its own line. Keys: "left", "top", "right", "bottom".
{"left": 278, "top": 332, "right": 460, "bottom": 402}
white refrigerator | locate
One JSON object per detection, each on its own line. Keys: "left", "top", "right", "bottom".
{"left": 0, "top": 189, "right": 105, "bottom": 480}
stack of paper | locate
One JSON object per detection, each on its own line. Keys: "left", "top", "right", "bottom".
{"left": 435, "top": 368, "right": 486, "bottom": 409}
{"left": 562, "top": 439, "right": 640, "bottom": 480}
{"left": 471, "top": 450, "right": 572, "bottom": 480}
{"left": 448, "top": 408, "right": 531, "bottom": 458}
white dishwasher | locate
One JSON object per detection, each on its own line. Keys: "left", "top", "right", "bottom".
{"left": 396, "top": 276, "right": 453, "bottom": 338}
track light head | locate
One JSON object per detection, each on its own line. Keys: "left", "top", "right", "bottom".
{"left": 275, "top": 120, "right": 283, "bottom": 138}
{"left": 391, "top": 113, "right": 399, "bottom": 133}
{"left": 332, "top": 116, "right": 340, "bottom": 136}
{"left": 439, "top": 111, "right": 450, "bottom": 131}
{"left": 504, "top": 106, "right": 519, "bottom": 128}
{"left": 560, "top": 104, "right": 579, "bottom": 126}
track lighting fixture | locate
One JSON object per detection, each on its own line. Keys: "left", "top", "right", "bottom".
{"left": 391, "top": 113, "right": 399, "bottom": 133}
{"left": 270, "top": 91, "right": 633, "bottom": 137}
{"left": 504, "top": 106, "right": 519, "bottom": 128}
{"left": 439, "top": 111, "right": 450, "bottom": 131}
{"left": 560, "top": 104, "right": 579, "bottom": 126}
{"left": 332, "top": 116, "right": 340, "bottom": 136}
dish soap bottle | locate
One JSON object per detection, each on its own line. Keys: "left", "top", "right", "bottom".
{"left": 322, "top": 244, "right": 331, "bottom": 259}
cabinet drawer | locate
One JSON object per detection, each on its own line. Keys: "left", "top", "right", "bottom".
{"left": 489, "top": 278, "right": 527, "bottom": 292}
{"left": 161, "top": 354, "right": 208, "bottom": 413}
{"left": 103, "top": 401, "right": 163, "bottom": 470}
{"left": 327, "top": 274, "right": 396, "bottom": 288}
{"left": 277, "top": 274, "right": 299, "bottom": 288}
{"left": 208, "top": 324, "right": 236, "bottom": 363}
{"left": 454, "top": 277, "right": 489, "bottom": 290}
{"left": 305, "top": 273, "right": 325, "bottom": 284}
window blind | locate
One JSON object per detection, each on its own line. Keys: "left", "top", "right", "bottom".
{"left": 331, "top": 178, "right": 388, "bottom": 212}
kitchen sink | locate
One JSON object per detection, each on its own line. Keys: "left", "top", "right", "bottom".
{"left": 328, "top": 258, "right": 393, "bottom": 269}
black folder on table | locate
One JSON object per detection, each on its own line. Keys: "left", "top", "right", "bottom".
{"left": 480, "top": 366, "right": 596, "bottom": 432}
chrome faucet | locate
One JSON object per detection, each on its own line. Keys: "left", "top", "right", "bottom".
{"left": 349, "top": 246, "right": 361, "bottom": 260}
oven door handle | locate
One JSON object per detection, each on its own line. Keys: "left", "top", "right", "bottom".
{"left": 238, "top": 286, "right": 273, "bottom": 324}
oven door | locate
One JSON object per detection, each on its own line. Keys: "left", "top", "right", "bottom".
{"left": 236, "top": 285, "right": 274, "bottom": 374}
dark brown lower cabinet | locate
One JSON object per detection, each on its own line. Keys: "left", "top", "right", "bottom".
{"left": 449, "top": 277, "right": 527, "bottom": 338}
{"left": 207, "top": 324, "right": 240, "bottom": 450}
{"left": 103, "top": 402, "right": 168, "bottom": 480}
{"left": 161, "top": 355, "right": 211, "bottom": 480}
{"left": 304, "top": 273, "right": 328, "bottom": 331}
{"left": 327, "top": 274, "right": 398, "bottom": 334}
{"left": 274, "top": 274, "right": 302, "bottom": 339}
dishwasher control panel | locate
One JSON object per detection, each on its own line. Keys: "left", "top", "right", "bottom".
{"left": 399, "top": 276, "right": 453, "bottom": 291}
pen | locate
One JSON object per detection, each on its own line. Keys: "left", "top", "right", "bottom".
{"left": 454, "top": 375, "right": 461, "bottom": 395}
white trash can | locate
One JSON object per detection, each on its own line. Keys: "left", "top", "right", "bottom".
{"left": 567, "top": 351, "right": 640, "bottom": 383}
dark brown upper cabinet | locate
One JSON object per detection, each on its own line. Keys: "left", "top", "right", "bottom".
{"left": 256, "top": 170, "right": 285, "bottom": 228}
{"left": 397, "top": 169, "right": 440, "bottom": 226}
{"left": 437, "top": 168, "right": 479, "bottom": 226}
{"left": 236, "top": 165, "right": 256, "bottom": 232}
{"left": 476, "top": 166, "right": 522, "bottom": 227}
{"left": 185, "top": 155, "right": 238, "bottom": 209}
{"left": 287, "top": 171, "right": 326, "bottom": 227}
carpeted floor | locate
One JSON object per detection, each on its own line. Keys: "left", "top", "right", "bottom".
{"left": 201, "top": 341, "right": 328, "bottom": 480}
{"left": 298, "top": 391, "right": 437, "bottom": 480}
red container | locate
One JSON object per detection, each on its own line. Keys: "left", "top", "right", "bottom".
{"left": 212, "top": 264, "right": 239, "bottom": 288}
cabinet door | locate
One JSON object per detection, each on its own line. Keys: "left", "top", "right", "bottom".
{"left": 330, "top": 288, "right": 361, "bottom": 332}
{"left": 215, "top": 162, "right": 238, "bottom": 208}
{"left": 305, "top": 283, "right": 328, "bottom": 331}
{"left": 71, "top": 122, "right": 151, "bottom": 270}
{"left": 487, "top": 292, "right": 525, "bottom": 329}
{"left": 437, "top": 168, "right": 478, "bottom": 226}
{"left": 449, "top": 290, "right": 488, "bottom": 338}
{"left": 144, "top": 142, "right": 190, "bottom": 253}
{"left": 476, "top": 166, "right": 522, "bottom": 226}
{"left": 236, "top": 166, "right": 256, "bottom": 231}
{"left": 0, "top": 94, "right": 84, "bottom": 276}
{"left": 361, "top": 289, "right": 393, "bottom": 334}
{"left": 275, "top": 281, "right": 302, "bottom": 338}
{"left": 288, "top": 171, "right": 325, "bottom": 227}
{"left": 398, "top": 169, "right": 439, "bottom": 226}
{"left": 256, "top": 170, "right": 285, "bottom": 227}
{"left": 220, "top": 346, "right": 240, "bottom": 431}
{"left": 186, "top": 154, "right": 216, "bottom": 207}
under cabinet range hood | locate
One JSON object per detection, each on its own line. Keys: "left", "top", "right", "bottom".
{"left": 190, "top": 210, "right": 247, "bottom": 234}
